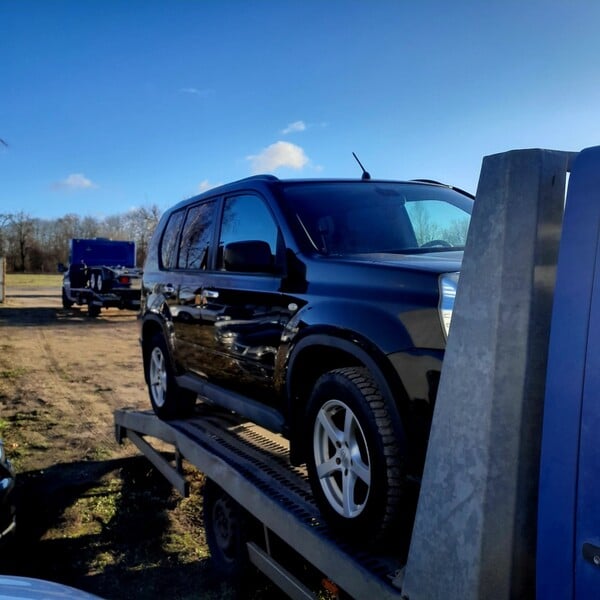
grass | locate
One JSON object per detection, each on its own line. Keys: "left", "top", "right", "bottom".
{"left": 0, "top": 367, "right": 28, "bottom": 379}
{"left": 5, "top": 273, "right": 63, "bottom": 287}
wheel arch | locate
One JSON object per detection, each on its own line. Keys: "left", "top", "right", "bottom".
{"left": 286, "top": 333, "right": 409, "bottom": 465}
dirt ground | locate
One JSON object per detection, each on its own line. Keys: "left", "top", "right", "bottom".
{"left": 0, "top": 284, "right": 274, "bottom": 599}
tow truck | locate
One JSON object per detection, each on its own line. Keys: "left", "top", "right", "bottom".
{"left": 59, "top": 238, "right": 142, "bottom": 317}
{"left": 114, "top": 146, "right": 600, "bottom": 599}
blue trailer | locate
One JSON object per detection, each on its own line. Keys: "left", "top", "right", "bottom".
{"left": 59, "top": 238, "right": 142, "bottom": 317}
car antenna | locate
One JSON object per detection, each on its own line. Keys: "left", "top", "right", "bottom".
{"left": 352, "top": 152, "right": 371, "bottom": 180}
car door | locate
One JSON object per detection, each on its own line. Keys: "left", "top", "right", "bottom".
{"left": 192, "top": 192, "right": 294, "bottom": 406}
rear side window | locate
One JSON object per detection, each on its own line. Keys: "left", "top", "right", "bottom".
{"left": 178, "top": 200, "right": 216, "bottom": 270}
{"left": 160, "top": 209, "right": 185, "bottom": 269}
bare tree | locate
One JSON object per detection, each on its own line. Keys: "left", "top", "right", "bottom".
{"left": 123, "top": 204, "right": 161, "bottom": 265}
{"left": 0, "top": 204, "right": 164, "bottom": 273}
{"left": 7, "top": 212, "right": 35, "bottom": 272}
{"left": 0, "top": 213, "right": 11, "bottom": 256}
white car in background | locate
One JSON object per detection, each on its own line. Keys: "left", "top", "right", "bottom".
{"left": 0, "top": 576, "right": 102, "bottom": 599}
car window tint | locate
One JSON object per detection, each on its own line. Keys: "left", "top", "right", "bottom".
{"left": 282, "top": 182, "right": 472, "bottom": 255}
{"left": 218, "top": 195, "right": 278, "bottom": 270}
{"left": 178, "top": 200, "right": 216, "bottom": 270}
{"left": 160, "top": 209, "right": 185, "bottom": 269}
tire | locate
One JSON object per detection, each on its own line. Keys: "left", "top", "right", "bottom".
{"left": 203, "top": 479, "right": 251, "bottom": 582}
{"left": 62, "top": 287, "right": 73, "bottom": 308}
{"left": 306, "top": 366, "right": 404, "bottom": 543}
{"left": 88, "top": 303, "right": 101, "bottom": 318}
{"left": 146, "top": 333, "right": 196, "bottom": 419}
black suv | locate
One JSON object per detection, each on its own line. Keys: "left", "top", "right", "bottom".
{"left": 140, "top": 175, "right": 473, "bottom": 541}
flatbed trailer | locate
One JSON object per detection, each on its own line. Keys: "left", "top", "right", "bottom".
{"left": 67, "top": 281, "right": 142, "bottom": 313}
{"left": 114, "top": 405, "right": 407, "bottom": 599}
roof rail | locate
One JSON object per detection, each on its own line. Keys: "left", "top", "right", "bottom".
{"left": 234, "top": 174, "right": 280, "bottom": 183}
{"left": 411, "top": 178, "right": 474, "bottom": 199}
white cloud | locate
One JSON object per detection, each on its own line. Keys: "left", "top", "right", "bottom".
{"left": 247, "top": 141, "right": 309, "bottom": 174}
{"left": 281, "top": 120, "right": 306, "bottom": 135}
{"left": 53, "top": 173, "right": 97, "bottom": 191}
{"left": 180, "top": 87, "right": 213, "bottom": 98}
{"left": 198, "top": 179, "right": 220, "bottom": 193}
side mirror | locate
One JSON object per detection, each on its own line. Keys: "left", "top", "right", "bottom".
{"left": 223, "top": 240, "right": 274, "bottom": 273}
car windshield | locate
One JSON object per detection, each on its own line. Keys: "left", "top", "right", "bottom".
{"left": 281, "top": 181, "right": 473, "bottom": 256}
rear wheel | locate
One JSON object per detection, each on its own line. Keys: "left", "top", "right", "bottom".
{"left": 88, "top": 303, "right": 101, "bottom": 317}
{"left": 306, "top": 367, "right": 405, "bottom": 543}
{"left": 203, "top": 479, "right": 251, "bottom": 581}
{"left": 146, "top": 333, "right": 196, "bottom": 419}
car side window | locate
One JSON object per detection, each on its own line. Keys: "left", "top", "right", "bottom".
{"left": 160, "top": 209, "right": 186, "bottom": 269}
{"left": 178, "top": 200, "right": 216, "bottom": 270}
{"left": 218, "top": 195, "right": 278, "bottom": 272}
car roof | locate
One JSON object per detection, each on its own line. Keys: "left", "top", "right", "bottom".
{"left": 166, "top": 175, "right": 473, "bottom": 214}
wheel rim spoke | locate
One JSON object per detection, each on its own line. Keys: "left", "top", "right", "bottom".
{"left": 342, "top": 408, "right": 354, "bottom": 442}
{"left": 348, "top": 420, "right": 370, "bottom": 485}
{"left": 316, "top": 455, "right": 340, "bottom": 479}
{"left": 342, "top": 470, "right": 360, "bottom": 516}
{"left": 317, "top": 409, "right": 342, "bottom": 445}
{"left": 150, "top": 349, "right": 166, "bottom": 406}
{"left": 349, "top": 454, "right": 370, "bottom": 485}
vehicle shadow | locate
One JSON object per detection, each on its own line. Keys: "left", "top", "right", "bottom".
{"left": 2, "top": 455, "right": 258, "bottom": 599}
{"left": 0, "top": 305, "right": 138, "bottom": 328}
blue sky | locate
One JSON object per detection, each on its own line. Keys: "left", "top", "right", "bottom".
{"left": 2, "top": 0, "right": 600, "bottom": 219}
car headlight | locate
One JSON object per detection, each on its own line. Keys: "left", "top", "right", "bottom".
{"left": 438, "top": 272, "right": 459, "bottom": 339}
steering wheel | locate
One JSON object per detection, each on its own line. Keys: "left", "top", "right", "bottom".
{"left": 421, "top": 239, "right": 453, "bottom": 248}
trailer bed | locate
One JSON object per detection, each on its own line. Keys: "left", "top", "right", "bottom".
{"left": 114, "top": 405, "right": 407, "bottom": 599}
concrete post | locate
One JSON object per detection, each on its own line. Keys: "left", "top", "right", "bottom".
{"left": 401, "top": 149, "right": 574, "bottom": 599}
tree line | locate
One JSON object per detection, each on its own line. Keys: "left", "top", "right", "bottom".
{"left": 0, "top": 205, "right": 162, "bottom": 273}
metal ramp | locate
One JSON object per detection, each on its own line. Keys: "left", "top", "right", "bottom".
{"left": 114, "top": 405, "right": 406, "bottom": 599}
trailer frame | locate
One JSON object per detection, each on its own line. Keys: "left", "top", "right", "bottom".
{"left": 114, "top": 405, "right": 408, "bottom": 599}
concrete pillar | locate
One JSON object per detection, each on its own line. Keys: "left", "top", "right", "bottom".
{"left": 401, "top": 149, "right": 574, "bottom": 599}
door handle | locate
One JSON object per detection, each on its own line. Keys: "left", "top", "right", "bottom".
{"left": 202, "top": 289, "right": 219, "bottom": 299}
{"left": 582, "top": 543, "right": 600, "bottom": 568}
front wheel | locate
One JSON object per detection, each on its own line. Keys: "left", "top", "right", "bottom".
{"left": 306, "top": 367, "right": 405, "bottom": 543}
{"left": 146, "top": 333, "right": 196, "bottom": 419}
